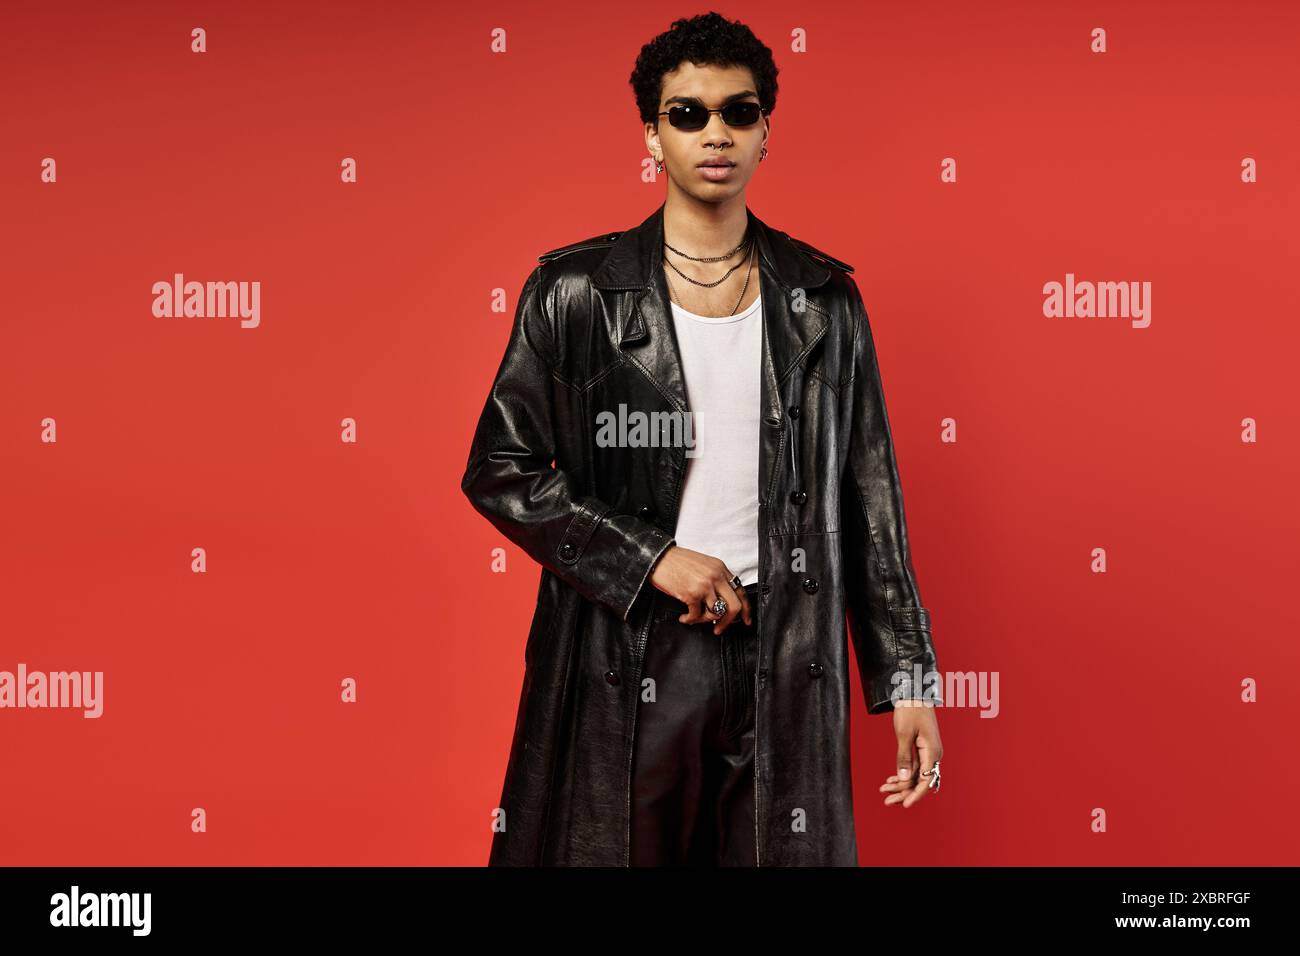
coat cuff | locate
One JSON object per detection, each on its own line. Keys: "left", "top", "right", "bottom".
{"left": 621, "top": 533, "right": 677, "bottom": 623}
{"left": 551, "top": 498, "right": 676, "bottom": 622}
{"left": 867, "top": 606, "right": 942, "bottom": 713}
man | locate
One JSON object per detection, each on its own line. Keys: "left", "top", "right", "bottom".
{"left": 462, "top": 12, "right": 944, "bottom": 867}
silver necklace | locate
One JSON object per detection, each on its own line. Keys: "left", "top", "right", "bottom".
{"left": 665, "top": 241, "right": 756, "bottom": 317}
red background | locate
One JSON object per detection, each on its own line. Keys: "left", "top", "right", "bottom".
{"left": 2, "top": 0, "right": 1297, "bottom": 865}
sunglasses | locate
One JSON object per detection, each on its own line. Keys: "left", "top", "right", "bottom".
{"left": 657, "top": 100, "right": 767, "bottom": 132}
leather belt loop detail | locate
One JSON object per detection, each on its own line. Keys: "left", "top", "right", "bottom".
{"left": 555, "top": 498, "right": 613, "bottom": 564}
{"left": 887, "top": 606, "right": 931, "bottom": 632}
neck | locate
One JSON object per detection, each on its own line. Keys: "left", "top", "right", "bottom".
{"left": 661, "top": 189, "right": 749, "bottom": 257}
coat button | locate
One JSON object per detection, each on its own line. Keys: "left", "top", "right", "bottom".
{"left": 638, "top": 505, "right": 655, "bottom": 519}
{"left": 808, "top": 662, "right": 824, "bottom": 678}
{"left": 789, "top": 490, "right": 807, "bottom": 505}
{"left": 759, "top": 583, "right": 771, "bottom": 595}
{"left": 788, "top": 405, "right": 801, "bottom": 419}
{"left": 802, "top": 577, "right": 819, "bottom": 594}
{"left": 559, "top": 542, "right": 577, "bottom": 560}
{"left": 605, "top": 670, "right": 620, "bottom": 685}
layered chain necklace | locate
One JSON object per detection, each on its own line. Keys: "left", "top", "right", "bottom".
{"left": 663, "top": 226, "right": 756, "bottom": 317}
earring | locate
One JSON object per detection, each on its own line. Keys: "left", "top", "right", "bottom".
{"left": 760, "top": 146, "right": 768, "bottom": 161}
{"left": 655, "top": 156, "right": 663, "bottom": 174}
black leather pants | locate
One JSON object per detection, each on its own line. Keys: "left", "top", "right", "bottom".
{"left": 629, "top": 582, "right": 761, "bottom": 867}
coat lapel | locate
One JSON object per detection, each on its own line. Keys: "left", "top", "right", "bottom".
{"left": 591, "top": 201, "right": 833, "bottom": 411}
{"left": 591, "top": 201, "right": 834, "bottom": 507}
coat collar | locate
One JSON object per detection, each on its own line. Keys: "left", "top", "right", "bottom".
{"left": 591, "top": 202, "right": 832, "bottom": 421}
{"left": 590, "top": 201, "right": 832, "bottom": 295}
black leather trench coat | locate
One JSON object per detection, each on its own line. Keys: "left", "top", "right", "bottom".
{"left": 461, "top": 201, "right": 940, "bottom": 866}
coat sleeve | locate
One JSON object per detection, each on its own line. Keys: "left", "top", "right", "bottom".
{"left": 839, "top": 277, "right": 942, "bottom": 713}
{"left": 460, "top": 262, "right": 677, "bottom": 623}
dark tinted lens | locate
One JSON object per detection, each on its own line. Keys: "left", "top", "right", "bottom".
{"left": 668, "top": 104, "right": 708, "bottom": 130}
{"left": 721, "top": 102, "right": 762, "bottom": 126}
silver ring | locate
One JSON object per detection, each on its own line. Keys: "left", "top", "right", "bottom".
{"left": 730, "top": 575, "right": 742, "bottom": 589}
{"left": 710, "top": 597, "right": 728, "bottom": 617}
{"left": 920, "top": 760, "right": 941, "bottom": 793}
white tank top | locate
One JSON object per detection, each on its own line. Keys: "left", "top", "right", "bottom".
{"left": 666, "top": 291, "right": 763, "bottom": 587}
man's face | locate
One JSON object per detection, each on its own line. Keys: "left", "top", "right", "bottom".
{"left": 646, "top": 61, "right": 768, "bottom": 203}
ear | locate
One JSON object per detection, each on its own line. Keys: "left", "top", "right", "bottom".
{"left": 644, "top": 120, "right": 662, "bottom": 157}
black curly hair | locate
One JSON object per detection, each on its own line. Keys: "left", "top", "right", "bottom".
{"left": 629, "top": 11, "right": 779, "bottom": 126}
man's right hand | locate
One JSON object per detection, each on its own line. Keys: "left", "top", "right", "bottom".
{"left": 648, "top": 546, "right": 752, "bottom": 636}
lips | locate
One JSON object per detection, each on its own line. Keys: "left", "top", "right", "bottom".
{"left": 697, "top": 160, "right": 735, "bottom": 168}
{"left": 698, "top": 161, "right": 736, "bottom": 181}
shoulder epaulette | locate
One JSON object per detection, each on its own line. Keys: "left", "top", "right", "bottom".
{"left": 538, "top": 231, "right": 623, "bottom": 263}
{"left": 789, "top": 236, "right": 854, "bottom": 274}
